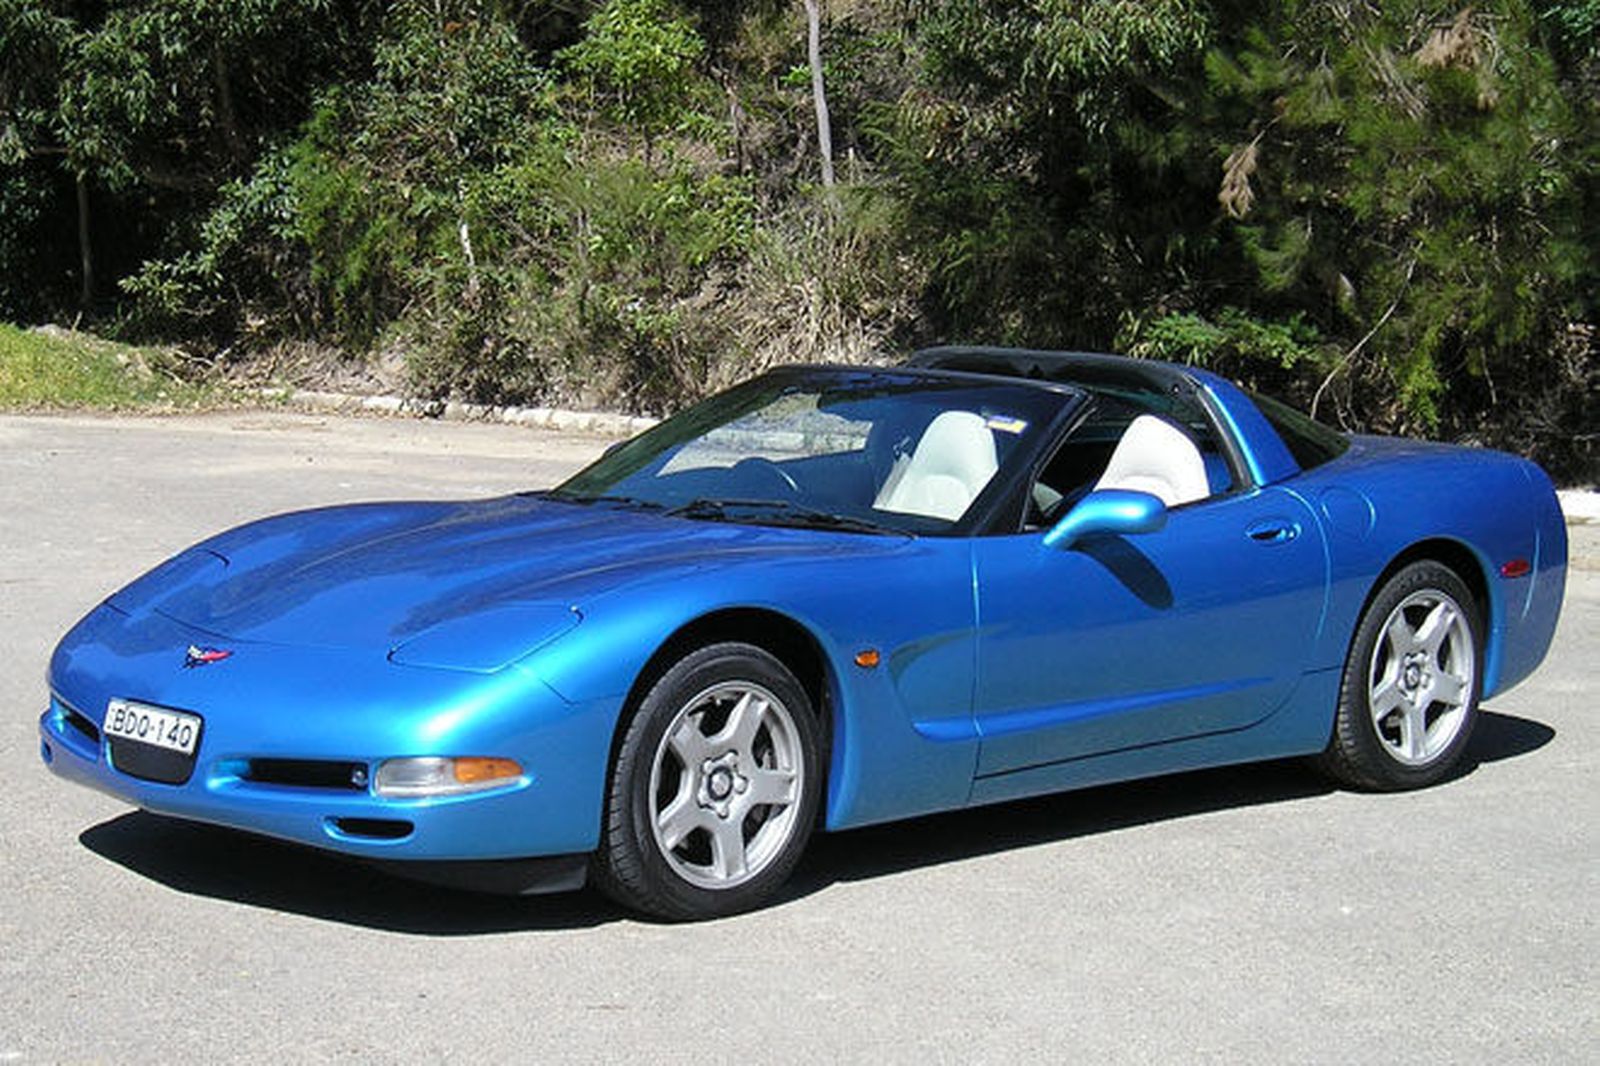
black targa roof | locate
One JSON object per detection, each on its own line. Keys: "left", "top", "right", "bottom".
{"left": 905, "top": 345, "right": 1196, "bottom": 398}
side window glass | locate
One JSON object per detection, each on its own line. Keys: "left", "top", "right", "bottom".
{"left": 1166, "top": 394, "right": 1235, "bottom": 498}
{"left": 1023, "top": 391, "right": 1237, "bottom": 531}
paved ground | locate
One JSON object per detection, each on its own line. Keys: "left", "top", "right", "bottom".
{"left": 1, "top": 410, "right": 1595, "bottom": 1063}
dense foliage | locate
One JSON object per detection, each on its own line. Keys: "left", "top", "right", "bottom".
{"left": 2, "top": 0, "right": 1595, "bottom": 478}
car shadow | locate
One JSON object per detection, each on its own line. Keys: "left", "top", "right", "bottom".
{"left": 78, "top": 814, "right": 627, "bottom": 933}
{"left": 78, "top": 709, "right": 1552, "bottom": 933}
{"left": 785, "top": 707, "right": 1553, "bottom": 900}
{"left": 1459, "top": 706, "right": 1557, "bottom": 771}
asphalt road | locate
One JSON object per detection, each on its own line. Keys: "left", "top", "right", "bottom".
{"left": 1, "top": 410, "right": 1595, "bottom": 1063}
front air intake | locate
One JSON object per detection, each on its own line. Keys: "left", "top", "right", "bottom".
{"left": 61, "top": 704, "right": 101, "bottom": 744}
{"left": 330, "top": 817, "right": 414, "bottom": 840}
{"left": 243, "top": 758, "right": 366, "bottom": 791}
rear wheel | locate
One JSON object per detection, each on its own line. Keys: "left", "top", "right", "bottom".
{"left": 595, "top": 642, "right": 822, "bottom": 920}
{"left": 1317, "top": 560, "right": 1483, "bottom": 790}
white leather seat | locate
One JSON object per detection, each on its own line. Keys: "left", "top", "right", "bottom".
{"left": 874, "top": 410, "right": 998, "bottom": 521}
{"left": 1094, "top": 414, "right": 1209, "bottom": 507}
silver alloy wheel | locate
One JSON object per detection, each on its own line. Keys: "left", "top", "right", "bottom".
{"left": 647, "top": 681, "right": 804, "bottom": 890}
{"left": 1367, "top": 588, "right": 1476, "bottom": 766}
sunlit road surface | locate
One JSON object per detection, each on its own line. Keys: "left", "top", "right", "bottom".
{"left": 2, "top": 410, "right": 1594, "bottom": 1063}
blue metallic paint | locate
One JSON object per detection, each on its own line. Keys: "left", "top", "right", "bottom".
{"left": 1189, "top": 369, "right": 1300, "bottom": 488}
{"left": 971, "top": 483, "right": 1329, "bottom": 776}
{"left": 40, "top": 357, "right": 1567, "bottom": 885}
{"left": 1041, "top": 489, "right": 1167, "bottom": 549}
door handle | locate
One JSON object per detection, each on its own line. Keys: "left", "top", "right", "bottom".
{"left": 1246, "top": 519, "right": 1301, "bottom": 544}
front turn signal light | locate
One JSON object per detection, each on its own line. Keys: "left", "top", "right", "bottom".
{"left": 374, "top": 756, "right": 524, "bottom": 797}
{"left": 452, "top": 756, "right": 523, "bottom": 786}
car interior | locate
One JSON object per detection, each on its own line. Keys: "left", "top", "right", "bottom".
{"left": 1021, "top": 391, "right": 1236, "bottom": 532}
{"left": 578, "top": 360, "right": 1246, "bottom": 536}
{"left": 872, "top": 410, "right": 1001, "bottom": 522}
{"left": 634, "top": 389, "right": 1236, "bottom": 535}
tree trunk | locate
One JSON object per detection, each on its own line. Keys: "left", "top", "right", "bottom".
{"left": 804, "top": 0, "right": 836, "bottom": 196}
{"left": 75, "top": 171, "right": 93, "bottom": 309}
{"left": 212, "top": 41, "right": 247, "bottom": 165}
{"left": 725, "top": 74, "right": 748, "bottom": 174}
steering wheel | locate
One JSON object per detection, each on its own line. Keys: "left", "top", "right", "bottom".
{"left": 732, "top": 457, "right": 800, "bottom": 498}
{"left": 1027, "top": 481, "right": 1093, "bottom": 530}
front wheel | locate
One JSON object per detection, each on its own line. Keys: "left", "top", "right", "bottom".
{"left": 595, "top": 642, "right": 822, "bottom": 920}
{"left": 1317, "top": 560, "right": 1483, "bottom": 790}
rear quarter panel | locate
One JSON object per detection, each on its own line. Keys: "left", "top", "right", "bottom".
{"left": 1286, "top": 437, "right": 1565, "bottom": 699}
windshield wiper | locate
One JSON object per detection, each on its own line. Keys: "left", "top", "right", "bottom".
{"left": 667, "top": 497, "right": 906, "bottom": 537}
{"left": 530, "top": 490, "right": 666, "bottom": 511}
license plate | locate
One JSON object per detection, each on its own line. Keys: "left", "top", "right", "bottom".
{"left": 103, "top": 699, "right": 202, "bottom": 756}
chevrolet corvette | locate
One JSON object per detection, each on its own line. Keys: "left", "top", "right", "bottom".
{"left": 40, "top": 347, "right": 1567, "bottom": 918}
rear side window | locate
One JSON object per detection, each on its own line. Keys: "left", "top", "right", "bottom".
{"left": 1251, "top": 393, "right": 1349, "bottom": 471}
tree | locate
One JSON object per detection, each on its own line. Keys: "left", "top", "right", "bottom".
{"left": 562, "top": 0, "right": 706, "bottom": 160}
{"left": 879, "top": 0, "right": 1213, "bottom": 342}
{"left": 0, "top": 1, "right": 80, "bottom": 310}
{"left": 1200, "top": 1, "right": 1593, "bottom": 456}
{"left": 0, "top": 0, "right": 378, "bottom": 315}
{"left": 803, "top": 0, "right": 836, "bottom": 193}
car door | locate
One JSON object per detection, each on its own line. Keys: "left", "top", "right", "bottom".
{"left": 969, "top": 484, "right": 1328, "bottom": 776}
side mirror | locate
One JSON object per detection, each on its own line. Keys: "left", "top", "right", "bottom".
{"left": 1043, "top": 489, "right": 1168, "bottom": 550}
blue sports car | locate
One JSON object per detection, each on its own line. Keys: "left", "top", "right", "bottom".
{"left": 41, "top": 347, "right": 1567, "bottom": 919}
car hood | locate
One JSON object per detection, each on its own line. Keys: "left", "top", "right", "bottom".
{"left": 109, "top": 496, "right": 872, "bottom": 657}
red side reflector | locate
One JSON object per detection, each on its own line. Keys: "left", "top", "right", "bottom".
{"left": 1499, "top": 558, "right": 1531, "bottom": 579}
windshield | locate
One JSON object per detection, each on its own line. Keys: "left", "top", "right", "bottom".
{"left": 553, "top": 368, "right": 1075, "bottom": 534}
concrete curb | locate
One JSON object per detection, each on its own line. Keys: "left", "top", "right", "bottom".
{"left": 1557, "top": 489, "right": 1599, "bottom": 526}
{"left": 258, "top": 386, "right": 660, "bottom": 439}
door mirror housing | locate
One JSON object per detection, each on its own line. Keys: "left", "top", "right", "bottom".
{"left": 1043, "top": 489, "right": 1168, "bottom": 550}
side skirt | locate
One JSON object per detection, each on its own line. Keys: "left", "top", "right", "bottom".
{"left": 967, "top": 667, "right": 1340, "bottom": 808}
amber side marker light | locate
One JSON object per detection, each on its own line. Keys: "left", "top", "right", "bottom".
{"left": 453, "top": 756, "right": 523, "bottom": 785}
{"left": 854, "top": 648, "right": 881, "bottom": 669}
{"left": 1500, "top": 559, "right": 1531, "bottom": 579}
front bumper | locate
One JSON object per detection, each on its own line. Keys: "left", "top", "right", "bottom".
{"left": 42, "top": 604, "right": 617, "bottom": 871}
{"left": 40, "top": 699, "right": 517, "bottom": 856}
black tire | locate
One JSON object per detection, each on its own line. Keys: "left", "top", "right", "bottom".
{"left": 1316, "top": 560, "right": 1484, "bottom": 790}
{"left": 594, "top": 642, "right": 823, "bottom": 920}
